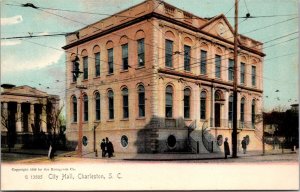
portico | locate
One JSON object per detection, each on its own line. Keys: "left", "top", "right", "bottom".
{"left": 0, "top": 84, "right": 59, "bottom": 148}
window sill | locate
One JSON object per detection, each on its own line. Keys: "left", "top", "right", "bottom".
{"left": 82, "top": 79, "right": 88, "bottom": 82}
{"left": 165, "top": 117, "right": 175, "bottom": 120}
{"left": 71, "top": 122, "right": 77, "bottom": 124}
{"left": 135, "top": 66, "right": 145, "bottom": 70}
{"left": 120, "top": 70, "right": 129, "bottom": 73}
{"left": 93, "top": 76, "right": 101, "bottom": 80}
{"left": 165, "top": 66, "right": 174, "bottom": 70}
{"left": 107, "top": 119, "right": 115, "bottom": 122}
{"left": 120, "top": 118, "right": 129, "bottom": 121}
{"left": 107, "top": 73, "right": 114, "bottom": 76}
{"left": 94, "top": 120, "right": 101, "bottom": 123}
{"left": 136, "top": 117, "right": 146, "bottom": 120}
{"left": 82, "top": 121, "right": 88, "bottom": 124}
{"left": 184, "top": 118, "right": 192, "bottom": 121}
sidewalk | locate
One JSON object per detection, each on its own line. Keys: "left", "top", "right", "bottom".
{"left": 2, "top": 147, "right": 297, "bottom": 162}
{"left": 78, "top": 148, "right": 297, "bottom": 161}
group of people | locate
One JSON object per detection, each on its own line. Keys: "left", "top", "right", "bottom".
{"left": 100, "top": 137, "right": 114, "bottom": 158}
{"left": 224, "top": 137, "right": 248, "bottom": 159}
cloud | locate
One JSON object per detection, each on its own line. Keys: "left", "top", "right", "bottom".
{"left": 2, "top": 50, "right": 64, "bottom": 73}
{"left": 1, "top": 15, "right": 23, "bottom": 25}
{"left": 1, "top": 40, "right": 22, "bottom": 46}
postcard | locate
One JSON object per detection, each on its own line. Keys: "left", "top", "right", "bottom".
{"left": 1, "top": 0, "right": 299, "bottom": 190}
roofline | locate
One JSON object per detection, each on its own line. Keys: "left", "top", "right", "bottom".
{"left": 65, "top": 0, "right": 152, "bottom": 37}
{"left": 62, "top": 12, "right": 265, "bottom": 57}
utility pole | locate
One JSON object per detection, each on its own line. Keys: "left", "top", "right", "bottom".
{"left": 232, "top": 0, "right": 239, "bottom": 158}
{"left": 76, "top": 85, "right": 87, "bottom": 158}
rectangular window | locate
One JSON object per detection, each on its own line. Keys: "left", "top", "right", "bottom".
{"left": 83, "top": 56, "right": 88, "bottom": 80}
{"left": 122, "top": 44, "right": 129, "bottom": 70}
{"left": 252, "top": 66, "right": 256, "bottom": 86}
{"left": 240, "top": 62, "right": 245, "bottom": 84}
{"left": 95, "top": 52, "right": 100, "bottom": 77}
{"left": 137, "top": 39, "right": 145, "bottom": 67}
{"left": 215, "top": 55, "right": 221, "bottom": 78}
{"left": 228, "top": 59, "right": 234, "bottom": 81}
{"left": 108, "top": 48, "right": 114, "bottom": 74}
{"left": 200, "top": 50, "right": 207, "bottom": 75}
{"left": 123, "top": 95, "right": 129, "bottom": 118}
{"left": 184, "top": 45, "right": 191, "bottom": 71}
{"left": 165, "top": 40, "right": 173, "bottom": 67}
{"left": 138, "top": 93, "right": 145, "bottom": 117}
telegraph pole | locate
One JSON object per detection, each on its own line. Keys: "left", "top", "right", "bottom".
{"left": 232, "top": 0, "right": 239, "bottom": 158}
{"left": 76, "top": 86, "right": 86, "bottom": 157}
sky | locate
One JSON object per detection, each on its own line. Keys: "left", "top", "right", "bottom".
{"left": 1, "top": 0, "right": 299, "bottom": 112}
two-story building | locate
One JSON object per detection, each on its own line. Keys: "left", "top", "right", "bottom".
{"left": 63, "top": 0, "right": 264, "bottom": 154}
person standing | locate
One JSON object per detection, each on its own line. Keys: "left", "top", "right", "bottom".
{"left": 100, "top": 139, "right": 106, "bottom": 157}
{"left": 224, "top": 137, "right": 230, "bottom": 159}
{"left": 241, "top": 137, "right": 247, "bottom": 154}
{"left": 106, "top": 137, "right": 114, "bottom": 158}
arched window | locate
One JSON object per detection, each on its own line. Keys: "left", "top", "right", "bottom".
{"left": 138, "top": 85, "right": 145, "bottom": 117}
{"left": 200, "top": 50, "right": 207, "bottom": 75}
{"left": 72, "top": 96, "right": 77, "bottom": 122}
{"left": 215, "top": 55, "right": 221, "bottom": 78}
{"left": 95, "top": 52, "right": 100, "bottom": 77}
{"left": 240, "top": 98, "right": 245, "bottom": 126}
{"left": 228, "top": 95, "right": 233, "bottom": 122}
{"left": 122, "top": 88, "right": 129, "bottom": 118}
{"left": 165, "top": 85, "right": 173, "bottom": 118}
{"left": 184, "top": 45, "right": 191, "bottom": 71}
{"left": 95, "top": 92, "right": 100, "bottom": 121}
{"left": 165, "top": 40, "right": 173, "bottom": 67}
{"left": 252, "top": 99, "right": 256, "bottom": 128}
{"left": 83, "top": 56, "right": 88, "bottom": 80}
{"left": 184, "top": 88, "right": 191, "bottom": 118}
{"left": 137, "top": 39, "right": 145, "bottom": 67}
{"left": 83, "top": 94, "right": 88, "bottom": 121}
{"left": 108, "top": 90, "right": 114, "bottom": 119}
{"left": 200, "top": 91, "right": 206, "bottom": 120}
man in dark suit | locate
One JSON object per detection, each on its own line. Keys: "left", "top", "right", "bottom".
{"left": 100, "top": 139, "right": 106, "bottom": 157}
{"left": 106, "top": 137, "right": 114, "bottom": 158}
{"left": 224, "top": 137, "right": 230, "bottom": 159}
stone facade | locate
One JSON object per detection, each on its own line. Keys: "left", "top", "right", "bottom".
{"left": 63, "top": 0, "right": 264, "bottom": 154}
{"left": 0, "top": 84, "right": 60, "bottom": 148}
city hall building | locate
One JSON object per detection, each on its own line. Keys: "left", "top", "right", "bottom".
{"left": 63, "top": 0, "right": 264, "bottom": 154}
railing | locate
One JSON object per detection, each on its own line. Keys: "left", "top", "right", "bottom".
{"left": 189, "top": 137, "right": 199, "bottom": 154}
{"left": 187, "top": 120, "right": 198, "bottom": 153}
{"left": 202, "top": 121, "right": 213, "bottom": 153}
{"left": 209, "top": 118, "right": 255, "bottom": 129}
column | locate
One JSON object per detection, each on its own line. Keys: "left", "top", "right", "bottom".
{"left": 28, "top": 104, "right": 34, "bottom": 132}
{"left": 1, "top": 102, "right": 8, "bottom": 131}
{"left": 41, "top": 104, "right": 47, "bottom": 132}
{"left": 16, "top": 103, "right": 22, "bottom": 132}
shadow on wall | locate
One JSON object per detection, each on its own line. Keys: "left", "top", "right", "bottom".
{"left": 134, "top": 116, "right": 221, "bottom": 154}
